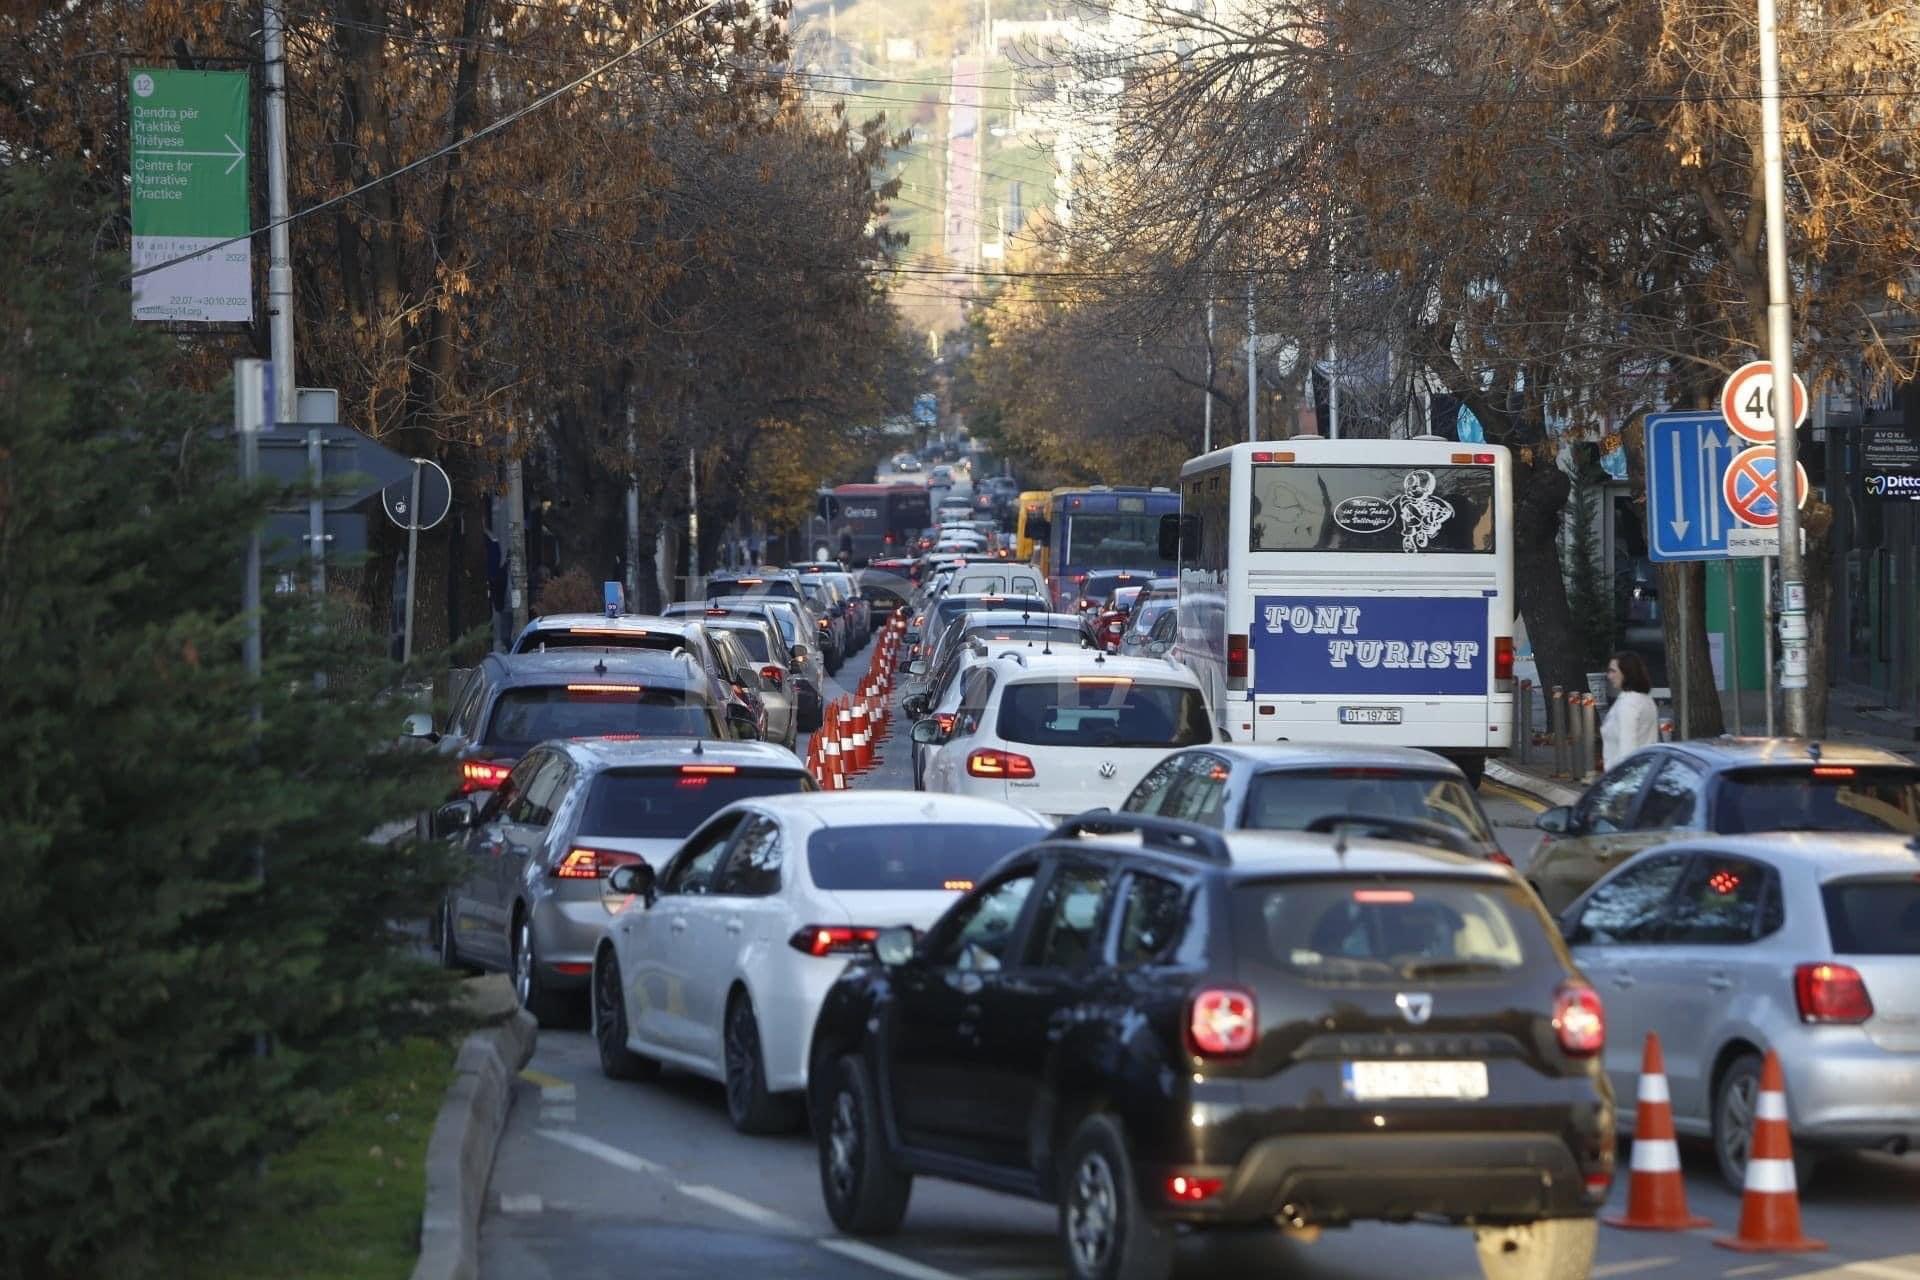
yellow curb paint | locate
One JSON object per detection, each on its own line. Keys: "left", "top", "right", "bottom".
{"left": 518, "top": 1068, "right": 569, "bottom": 1090}
{"left": 1483, "top": 780, "right": 1547, "bottom": 813}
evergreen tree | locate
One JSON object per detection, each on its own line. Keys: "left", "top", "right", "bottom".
{"left": 0, "top": 164, "right": 463, "bottom": 1279}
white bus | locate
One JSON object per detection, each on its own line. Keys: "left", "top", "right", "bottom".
{"left": 1169, "top": 438, "right": 1514, "bottom": 785}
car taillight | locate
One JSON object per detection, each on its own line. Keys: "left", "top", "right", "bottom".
{"left": 759, "top": 664, "right": 784, "bottom": 688}
{"left": 966, "top": 748, "right": 1036, "bottom": 779}
{"left": 1553, "top": 984, "right": 1604, "bottom": 1056}
{"left": 460, "top": 759, "right": 512, "bottom": 792}
{"left": 1188, "top": 987, "right": 1256, "bottom": 1057}
{"left": 1494, "top": 635, "right": 1513, "bottom": 682}
{"left": 935, "top": 712, "right": 956, "bottom": 734}
{"left": 1226, "top": 633, "right": 1248, "bottom": 686}
{"left": 1164, "top": 1175, "right": 1224, "bottom": 1203}
{"left": 552, "top": 847, "right": 641, "bottom": 879}
{"left": 1795, "top": 963, "right": 1873, "bottom": 1023}
{"left": 789, "top": 925, "right": 880, "bottom": 957}
{"left": 1488, "top": 851, "right": 1513, "bottom": 867}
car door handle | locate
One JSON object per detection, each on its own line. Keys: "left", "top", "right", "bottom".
{"left": 670, "top": 917, "right": 688, "bottom": 934}
{"left": 726, "top": 918, "right": 744, "bottom": 935}
{"left": 1707, "top": 973, "right": 1733, "bottom": 991}
{"left": 1611, "top": 971, "right": 1636, "bottom": 989}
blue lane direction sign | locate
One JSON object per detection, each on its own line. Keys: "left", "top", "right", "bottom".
{"left": 1646, "top": 411, "right": 1740, "bottom": 561}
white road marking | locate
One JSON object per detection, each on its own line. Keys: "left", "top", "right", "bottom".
{"left": 1836, "top": 1262, "right": 1920, "bottom": 1280}
{"left": 1590, "top": 1262, "right": 1677, "bottom": 1278}
{"left": 677, "top": 1184, "right": 806, "bottom": 1234}
{"left": 540, "top": 1105, "right": 576, "bottom": 1124}
{"left": 817, "top": 1237, "right": 971, "bottom": 1280}
{"left": 498, "top": 1193, "right": 544, "bottom": 1214}
{"left": 537, "top": 1128, "right": 664, "bottom": 1175}
{"left": 1721, "top": 1265, "right": 1784, "bottom": 1278}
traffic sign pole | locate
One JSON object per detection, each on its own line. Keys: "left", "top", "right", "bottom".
{"left": 402, "top": 460, "right": 423, "bottom": 664}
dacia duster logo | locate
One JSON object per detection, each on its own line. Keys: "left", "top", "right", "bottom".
{"left": 1098, "top": 761, "right": 1118, "bottom": 779}
{"left": 1396, "top": 992, "right": 1434, "bottom": 1026}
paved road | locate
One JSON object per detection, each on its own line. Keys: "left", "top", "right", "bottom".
{"left": 479, "top": 660, "right": 1920, "bottom": 1280}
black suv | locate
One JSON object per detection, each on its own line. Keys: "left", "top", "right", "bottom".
{"left": 808, "top": 814, "right": 1613, "bottom": 1280}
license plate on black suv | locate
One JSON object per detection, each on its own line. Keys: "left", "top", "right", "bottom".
{"left": 1339, "top": 706, "right": 1403, "bottom": 725}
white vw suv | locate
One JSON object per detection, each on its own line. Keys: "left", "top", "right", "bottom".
{"left": 914, "top": 651, "right": 1217, "bottom": 821}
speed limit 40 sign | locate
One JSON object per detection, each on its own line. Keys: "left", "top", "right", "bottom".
{"left": 1721, "top": 360, "right": 1809, "bottom": 443}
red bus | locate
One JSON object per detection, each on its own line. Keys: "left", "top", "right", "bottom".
{"left": 819, "top": 483, "right": 932, "bottom": 564}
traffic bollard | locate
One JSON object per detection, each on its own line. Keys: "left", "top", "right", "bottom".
{"left": 1517, "top": 679, "right": 1533, "bottom": 765}
{"left": 1550, "top": 686, "right": 1567, "bottom": 778}
{"left": 1583, "top": 695, "right": 1601, "bottom": 780}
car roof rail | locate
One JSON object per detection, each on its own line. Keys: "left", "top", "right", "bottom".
{"left": 994, "top": 649, "right": 1028, "bottom": 666}
{"left": 1302, "top": 813, "right": 1476, "bottom": 857}
{"left": 1048, "top": 810, "right": 1231, "bottom": 863}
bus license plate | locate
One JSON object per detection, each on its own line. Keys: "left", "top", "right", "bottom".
{"left": 1339, "top": 706, "right": 1403, "bottom": 725}
{"left": 1343, "top": 1061, "right": 1488, "bottom": 1101}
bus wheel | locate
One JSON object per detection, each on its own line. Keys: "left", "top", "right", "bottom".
{"left": 1455, "top": 754, "right": 1486, "bottom": 789}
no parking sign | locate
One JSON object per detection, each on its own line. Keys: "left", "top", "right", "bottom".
{"left": 1721, "top": 445, "right": 1809, "bottom": 528}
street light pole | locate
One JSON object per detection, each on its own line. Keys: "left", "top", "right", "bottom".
{"left": 1756, "top": 0, "right": 1810, "bottom": 732}
{"left": 262, "top": 0, "right": 315, "bottom": 595}
{"left": 1245, "top": 278, "right": 1258, "bottom": 442}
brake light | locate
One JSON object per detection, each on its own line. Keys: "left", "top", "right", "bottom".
{"left": 1165, "top": 1175, "right": 1223, "bottom": 1203}
{"left": 566, "top": 683, "right": 643, "bottom": 695}
{"left": 1811, "top": 766, "right": 1856, "bottom": 778}
{"left": 568, "top": 626, "right": 642, "bottom": 637}
{"left": 1075, "top": 676, "right": 1133, "bottom": 686}
{"left": 1795, "top": 963, "right": 1873, "bottom": 1023}
{"left": 681, "top": 764, "right": 738, "bottom": 775}
{"left": 1353, "top": 889, "right": 1414, "bottom": 904}
{"left": 460, "top": 759, "right": 512, "bottom": 792}
{"left": 1553, "top": 984, "right": 1604, "bottom": 1056}
{"left": 1494, "top": 636, "right": 1513, "bottom": 682}
{"left": 942, "top": 879, "right": 974, "bottom": 891}
{"left": 1226, "top": 634, "right": 1248, "bottom": 684}
{"left": 966, "top": 748, "right": 1036, "bottom": 779}
{"left": 1488, "top": 851, "right": 1513, "bottom": 867}
{"left": 935, "top": 713, "right": 956, "bottom": 734}
{"left": 553, "top": 847, "right": 642, "bottom": 879}
{"left": 789, "top": 925, "right": 880, "bottom": 957}
{"left": 759, "top": 664, "right": 784, "bottom": 688}
{"left": 1188, "top": 987, "right": 1256, "bottom": 1057}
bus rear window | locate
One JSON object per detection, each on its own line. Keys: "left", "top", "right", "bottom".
{"left": 1250, "top": 464, "right": 1496, "bottom": 554}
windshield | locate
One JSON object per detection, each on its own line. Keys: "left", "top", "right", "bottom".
{"left": 1822, "top": 880, "right": 1920, "bottom": 955}
{"left": 1064, "top": 514, "right": 1168, "bottom": 570}
{"left": 1713, "top": 768, "right": 1920, "bottom": 834}
{"left": 1242, "top": 769, "right": 1497, "bottom": 850}
{"left": 1251, "top": 464, "right": 1497, "bottom": 554}
{"left": 806, "top": 824, "right": 1039, "bottom": 891}
{"left": 996, "top": 680, "right": 1211, "bottom": 749}
{"left": 580, "top": 768, "right": 809, "bottom": 839}
{"left": 484, "top": 686, "right": 715, "bottom": 754}
{"left": 1233, "top": 879, "right": 1540, "bottom": 980}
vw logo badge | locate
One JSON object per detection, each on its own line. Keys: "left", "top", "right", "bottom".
{"left": 1396, "top": 992, "right": 1433, "bottom": 1026}
{"left": 1098, "top": 761, "right": 1118, "bottom": 779}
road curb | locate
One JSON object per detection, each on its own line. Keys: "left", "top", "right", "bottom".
{"left": 411, "top": 1009, "right": 537, "bottom": 1280}
{"left": 1487, "top": 758, "right": 1584, "bottom": 809}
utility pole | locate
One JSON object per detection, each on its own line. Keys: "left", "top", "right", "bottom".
{"left": 686, "top": 445, "right": 700, "bottom": 603}
{"left": 1328, "top": 333, "right": 1341, "bottom": 439}
{"left": 262, "top": 0, "right": 314, "bottom": 594}
{"left": 1756, "top": 0, "right": 1810, "bottom": 733}
{"left": 624, "top": 403, "right": 642, "bottom": 609}
{"left": 506, "top": 448, "right": 528, "bottom": 634}
{"left": 1245, "top": 278, "right": 1258, "bottom": 442}
{"left": 1203, "top": 294, "right": 1215, "bottom": 453}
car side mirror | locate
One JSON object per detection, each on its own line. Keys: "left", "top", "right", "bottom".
{"left": 1147, "top": 639, "right": 1171, "bottom": 656}
{"left": 790, "top": 644, "right": 808, "bottom": 663}
{"left": 902, "top": 694, "right": 930, "bottom": 719}
{"left": 873, "top": 925, "right": 917, "bottom": 967}
{"left": 1535, "top": 805, "right": 1573, "bottom": 835}
{"left": 430, "top": 798, "right": 478, "bottom": 839}
{"left": 911, "top": 718, "right": 948, "bottom": 745}
{"left": 403, "top": 712, "right": 437, "bottom": 740}
{"left": 909, "top": 659, "right": 927, "bottom": 675}
{"left": 607, "top": 861, "right": 656, "bottom": 906}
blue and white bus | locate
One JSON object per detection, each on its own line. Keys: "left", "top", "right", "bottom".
{"left": 1169, "top": 438, "right": 1514, "bottom": 784}
{"left": 1040, "top": 484, "right": 1179, "bottom": 610}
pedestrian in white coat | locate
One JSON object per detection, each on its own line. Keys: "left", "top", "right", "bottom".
{"left": 1601, "top": 650, "right": 1660, "bottom": 768}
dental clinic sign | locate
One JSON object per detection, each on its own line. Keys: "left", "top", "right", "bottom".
{"left": 129, "top": 69, "right": 252, "bottom": 323}
{"left": 1253, "top": 596, "right": 1488, "bottom": 696}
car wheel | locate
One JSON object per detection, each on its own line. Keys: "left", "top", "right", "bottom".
{"left": 437, "top": 899, "right": 480, "bottom": 974}
{"left": 1713, "top": 1053, "right": 1817, "bottom": 1193}
{"left": 591, "top": 946, "right": 659, "bottom": 1082}
{"left": 818, "top": 1054, "right": 912, "bottom": 1235}
{"left": 1059, "top": 1115, "right": 1174, "bottom": 1280}
{"left": 724, "top": 993, "right": 801, "bottom": 1135}
{"left": 511, "top": 913, "right": 568, "bottom": 1028}
{"left": 1472, "top": 1218, "right": 1596, "bottom": 1280}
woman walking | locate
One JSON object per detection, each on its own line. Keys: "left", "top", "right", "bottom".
{"left": 1601, "top": 650, "right": 1660, "bottom": 769}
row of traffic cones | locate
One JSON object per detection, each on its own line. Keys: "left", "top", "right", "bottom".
{"left": 803, "top": 610, "right": 909, "bottom": 789}
{"left": 1607, "top": 1033, "right": 1824, "bottom": 1252}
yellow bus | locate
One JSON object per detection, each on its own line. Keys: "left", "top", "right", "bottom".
{"left": 1013, "top": 490, "right": 1052, "bottom": 563}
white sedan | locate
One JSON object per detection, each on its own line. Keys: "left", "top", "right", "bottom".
{"left": 589, "top": 791, "right": 1051, "bottom": 1133}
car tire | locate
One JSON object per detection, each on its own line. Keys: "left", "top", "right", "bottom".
{"left": 511, "top": 913, "right": 569, "bottom": 1028}
{"left": 591, "top": 946, "right": 659, "bottom": 1082}
{"left": 1472, "top": 1218, "right": 1596, "bottom": 1280}
{"left": 818, "top": 1054, "right": 913, "bottom": 1235}
{"left": 724, "top": 993, "right": 801, "bottom": 1135}
{"left": 437, "top": 899, "right": 481, "bottom": 975}
{"left": 1058, "top": 1115, "right": 1174, "bottom": 1280}
{"left": 1713, "top": 1053, "right": 1818, "bottom": 1193}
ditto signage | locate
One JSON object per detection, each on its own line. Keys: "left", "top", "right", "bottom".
{"left": 1252, "top": 596, "right": 1489, "bottom": 696}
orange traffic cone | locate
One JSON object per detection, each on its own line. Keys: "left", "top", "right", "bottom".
{"left": 1714, "top": 1052, "right": 1825, "bottom": 1253}
{"left": 849, "top": 698, "right": 871, "bottom": 771}
{"left": 1605, "top": 1034, "right": 1710, "bottom": 1231}
{"left": 821, "top": 730, "right": 844, "bottom": 789}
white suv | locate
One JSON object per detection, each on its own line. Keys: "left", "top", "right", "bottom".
{"left": 913, "top": 652, "right": 1217, "bottom": 821}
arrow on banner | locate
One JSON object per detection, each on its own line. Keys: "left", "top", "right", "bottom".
{"left": 1702, "top": 429, "right": 1723, "bottom": 541}
{"left": 1669, "top": 431, "right": 1690, "bottom": 539}
{"left": 134, "top": 133, "right": 246, "bottom": 174}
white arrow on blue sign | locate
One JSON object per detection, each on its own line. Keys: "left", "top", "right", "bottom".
{"left": 1645, "top": 410, "right": 1740, "bottom": 562}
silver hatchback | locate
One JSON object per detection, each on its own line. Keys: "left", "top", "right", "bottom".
{"left": 1564, "top": 831, "right": 1920, "bottom": 1188}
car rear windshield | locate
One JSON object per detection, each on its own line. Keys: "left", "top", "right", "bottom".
{"left": 996, "top": 679, "right": 1211, "bottom": 748}
{"left": 1233, "top": 879, "right": 1541, "bottom": 981}
{"left": 716, "top": 626, "right": 771, "bottom": 663}
{"left": 938, "top": 596, "right": 1048, "bottom": 629}
{"left": 708, "top": 578, "right": 801, "bottom": 601}
{"left": 1713, "top": 768, "right": 1920, "bottom": 834}
{"left": 1821, "top": 879, "right": 1920, "bottom": 955}
{"left": 484, "top": 686, "right": 712, "bottom": 754}
{"left": 581, "top": 768, "right": 809, "bottom": 838}
{"left": 1242, "top": 769, "right": 1497, "bottom": 850}
{"left": 1081, "top": 572, "right": 1147, "bottom": 600}
{"left": 513, "top": 629, "right": 690, "bottom": 656}
{"left": 806, "top": 823, "right": 1040, "bottom": 891}
{"left": 966, "top": 626, "right": 1089, "bottom": 650}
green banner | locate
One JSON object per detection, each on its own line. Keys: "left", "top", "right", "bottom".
{"left": 129, "top": 68, "right": 252, "bottom": 322}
